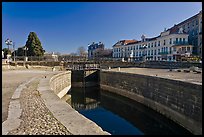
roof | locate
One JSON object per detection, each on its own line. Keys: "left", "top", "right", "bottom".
{"left": 175, "top": 11, "right": 201, "bottom": 27}
{"left": 145, "top": 35, "right": 160, "bottom": 41}
{"left": 113, "top": 39, "right": 138, "bottom": 47}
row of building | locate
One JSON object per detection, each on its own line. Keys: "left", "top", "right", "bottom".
{"left": 88, "top": 11, "right": 202, "bottom": 61}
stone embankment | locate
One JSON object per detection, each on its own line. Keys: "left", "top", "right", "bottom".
{"left": 100, "top": 70, "right": 202, "bottom": 135}
{"left": 37, "top": 71, "right": 110, "bottom": 135}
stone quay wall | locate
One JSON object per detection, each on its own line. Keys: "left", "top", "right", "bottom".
{"left": 100, "top": 71, "right": 202, "bottom": 135}
{"left": 49, "top": 71, "right": 71, "bottom": 98}
{"left": 100, "top": 61, "right": 202, "bottom": 69}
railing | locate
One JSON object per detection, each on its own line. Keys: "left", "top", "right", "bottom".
{"left": 139, "top": 47, "right": 147, "bottom": 49}
{"left": 158, "top": 52, "right": 169, "bottom": 55}
{"left": 173, "top": 41, "right": 189, "bottom": 45}
{"left": 67, "top": 63, "right": 100, "bottom": 70}
{"left": 172, "top": 51, "right": 192, "bottom": 55}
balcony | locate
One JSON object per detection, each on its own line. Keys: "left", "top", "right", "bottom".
{"left": 158, "top": 52, "right": 169, "bottom": 55}
{"left": 173, "top": 41, "right": 189, "bottom": 46}
{"left": 139, "top": 46, "right": 147, "bottom": 49}
{"left": 172, "top": 51, "right": 191, "bottom": 55}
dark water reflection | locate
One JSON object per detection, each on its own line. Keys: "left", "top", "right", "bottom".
{"left": 66, "top": 86, "right": 192, "bottom": 135}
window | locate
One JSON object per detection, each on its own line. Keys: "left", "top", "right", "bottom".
{"left": 154, "top": 50, "right": 156, "bottom": 55}
{"left": 148, "top": 43, "right": 150, "bottom": 48}
{"left": 187, "top": 47, "right": 190, "bottom": 51}
{"left": 173, "top": 47, "right": 176, "bottom": 52}
{"left": 136, "top": 45, "right": 138, "bottom": 50}
{"left": 182, "top": 47, "right": 186, "bottom": 51}
{"left": 158, "top": 41, "right": 160, "bottom": 46}
{"left": 166, "top": 47, "right": 168, "bottom": 52}
{"left": 196, "top": 20, "right": 198, "bottom": 25}
{"left": 151, "top": 50, "right": 153, "bottom": 55}
{"left": 164, "top": 40, "right": 166, "bottom": 45}
{"left": 176, "top": 38, "right": 178, "bottom": 43}
{"left": 155, "top": 42, "right": 157, "bottom": 47}
{"left": 151, "top": 43, "right": 153, "bottom": 47}
{"left": 169, "top": 47, "right": 172, "bottom": 54}
{"left": 179, "top": 38, "right": 182, "bottom": 42}
{"left": 169, "top": 38, "right": 172, "bottom": 44}
{"left": 148, "top": 50, "right": 150, "bottom": 56}
{"left": 158, "top": 49, "right": 160, "bottom": 53}
{"left": 183, "top": 38, "right": 185, "bottom": 43}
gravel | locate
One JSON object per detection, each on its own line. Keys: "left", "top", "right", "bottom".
{"left": 8, "top": 78, "right": 72, "bottom": 135}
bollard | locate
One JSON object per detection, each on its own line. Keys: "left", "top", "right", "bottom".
{"left": 118, "top": 67, "right": 120, "bottom": 71}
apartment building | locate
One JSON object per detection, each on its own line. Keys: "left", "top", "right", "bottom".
{"left": 88, "top": 42, "right": 105, "bottom": 59}
{"left": 113, "top": 27, "right": 193, "bottom": 61}
{"left": 175, "top": 10, "right": 202, "bottom": 57}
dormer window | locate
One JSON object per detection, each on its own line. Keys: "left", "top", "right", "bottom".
{"left": 141, "top": 35, "right": 146, "bottom": 42}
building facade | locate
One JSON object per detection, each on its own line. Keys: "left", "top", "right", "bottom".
{"left": 88, "top": 42, "right": 113, "bottom": 59}
{"left": 113, "top": 27, "right": 193, "bottom": 61}
{"left": 88, "top": 42, "right": 104, "bottom": 59}
{"left": 174, "top": 10, "right": 202, "bottom": 57}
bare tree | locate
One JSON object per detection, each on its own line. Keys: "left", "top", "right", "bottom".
{"left": 69, "top": 52, "right": 77, "bottom": 56}
{"left": 77, "top": 46, "right": 87, "bottom": 56}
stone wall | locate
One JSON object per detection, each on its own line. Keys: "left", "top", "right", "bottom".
{"left": 71, "top": 70, "right": 99, "bottom": 87}
{"left": 100, "top": 61, "right": 202, "bottom": 69}
{"left": 100, "top": 71, "right": 202, "bottom": 135}
{"left": 50, "top": 71, "right": 71, "bottom": 98}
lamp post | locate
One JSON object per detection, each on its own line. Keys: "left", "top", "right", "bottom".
{"left": 23, "top": 46, "right": 28, "bottom": 62}
{"left": 5, "top": 38, "right": 13, "bottom": 61}
{"left": 142, "top": 44, "right": 147, "bottom": 62}
{"left": 13, "top": 42, "right": 16, "bottom": 62}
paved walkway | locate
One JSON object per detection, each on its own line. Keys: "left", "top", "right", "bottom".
{"left": 106, "top": 67, "right": 202, "bottom": 85}
{"left": 2, "top": 69, "right": 109, "bottom": 135}
{"left": 2, "top": 70, "right": 72, "bottom": 135}
{"left": 2, "top": 70, "right": 51, "bottom": 123}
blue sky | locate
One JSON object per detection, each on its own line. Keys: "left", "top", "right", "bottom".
{"left": 2, "top": 2, "right": 202, "bottom": 54}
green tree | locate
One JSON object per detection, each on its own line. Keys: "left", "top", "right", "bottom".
{"left": 16, "top": 47, "right": 25, "bottom": 56}
{"left": 2, "top": 48, "right": 11, "bottom": 57}
{"left": 25, "top": 32, "right": 45, "bottom": 56}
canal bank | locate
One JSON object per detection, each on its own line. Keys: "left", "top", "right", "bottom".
{"left": 37, "top": 71, "right": 110, "bottom": 135}
{"left": 65, "top": 86, "right": 191, "bottom": 135}
{"left": 37, "top": 68, "right": 201, "bottom": 135}
{"left": 100, "top": 70, "right": 202, "bottom": 135}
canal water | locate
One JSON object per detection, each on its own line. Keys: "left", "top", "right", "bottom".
{"left": 65, "top": 86, "right": 192, "bottom": 135}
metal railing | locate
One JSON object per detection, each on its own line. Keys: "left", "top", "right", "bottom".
{"left": 173, "top": 41, "right": 189, "bottom": 45}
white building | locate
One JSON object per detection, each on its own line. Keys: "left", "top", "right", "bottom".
{"left": 113, "top": 27, "right": 193, "bottom": 61}
{"left": 44, "top": 52, "right": 58, "bottom": 61}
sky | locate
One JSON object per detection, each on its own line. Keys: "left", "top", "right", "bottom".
{"left": 2, "top": 2, "right": 202, "bottom": 54}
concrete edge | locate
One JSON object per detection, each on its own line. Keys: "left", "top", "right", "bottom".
{"left": 57, "top": 85, "right": 71, "bottom": 99}
{"left": 37, "top": 72, "right": 110, "bottom": 135}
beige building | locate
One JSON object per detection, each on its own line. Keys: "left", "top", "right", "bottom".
{"left": 175, "top": 10, "right": 202, "bottom": 57}
{"left": 113, "top": 27, "right": 193, "bottom": 61}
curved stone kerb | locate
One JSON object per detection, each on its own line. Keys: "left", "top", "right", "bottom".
{"left": 38, "top": 72, "right": 110, "bottom": 135}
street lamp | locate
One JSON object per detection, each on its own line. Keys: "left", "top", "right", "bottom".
{"left": 142, "top": 44, "right": 147, "bottom": 62}
{"left": 5, "top": 38, "right": 12, "bottom": 50}
{"left": 5, "top": 38, "right": 13, "bottom": 61}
